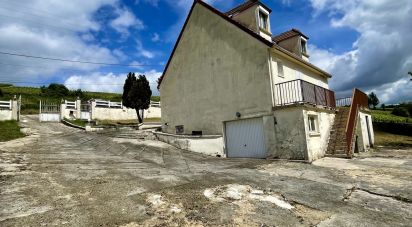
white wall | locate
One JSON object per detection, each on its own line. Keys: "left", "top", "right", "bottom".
{"left": 357, "top": 111, "right": 374, "bottom": 151}
{"left": 144, "top": 107, "right": 161, "bottom": 119}
{"left": 303, "top": 109, "right": 335, "bottom": 161}
{"left": 39, "top": 113, "right": 60, "bottom": 122}
{"left": 0, "top": 100, "right": 18, "bottom": 121}
{"left": 160, "top": 3, "right": 273, "bottom": 135}
{"left": 0, "top": 109, "right": 12, "bottom": 120}
{"left": 270, "top": 52, "right": 329, "bottom": 89}
{"left": 154, "top": 132, "right": 224, "bottom": 157}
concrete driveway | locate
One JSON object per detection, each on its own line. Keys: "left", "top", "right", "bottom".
{"left": 0, "top": 115, "right": 411, "bottom": 226}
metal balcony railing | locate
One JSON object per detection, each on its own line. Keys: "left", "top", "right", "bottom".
{"left": 274, "top": 79, "right": 336, "bottom": 108}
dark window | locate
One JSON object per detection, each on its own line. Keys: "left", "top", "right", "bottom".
{"left": 259, "top": 11, "right": 268, "bottom": 30}
{"left": 301, "top": 39, "right": 307, "bottom": 54}
{"left": 192, "top": 131, "right": 202, "bottom": 136}
{"left": 175, "top": 125, "right": 184, "bottom": 134}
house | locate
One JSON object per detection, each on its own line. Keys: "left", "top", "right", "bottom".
{"left": 157, "top": 0, "right": 374, "bottom": 161}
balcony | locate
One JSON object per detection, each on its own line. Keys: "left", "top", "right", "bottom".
{"left": 274, "top": 79, "right": 336, "bottom": 109}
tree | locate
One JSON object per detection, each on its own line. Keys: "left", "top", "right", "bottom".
{"left": 368, "top": 92, "right": 379, "bottom": 109}
{"left": 381, "top": 103, "right": 386, "bottom": 111}
{"left": 122, "top": 72, "right": 136, "bottom": 107}
{"left": 41, "top": 83, "right": 70, "bottom": 97}
{"left": 0, "top": 88, "right": 3, "bottom": 97}
{"left": 409, "top": 71, "right": 412, "bottom": 81}
{"left": 122, "top": 74, "right": 152, "bottom": 123}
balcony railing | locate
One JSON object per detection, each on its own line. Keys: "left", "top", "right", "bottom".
{"left": 274, "top": 79, "right": 336, "bottom": 108}
{"left": 336, "top": 97, "right": 352, "bottom": 107}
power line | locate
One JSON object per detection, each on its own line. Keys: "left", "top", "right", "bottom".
{"left": 0, "top": 51, "right": 164, "bottom": 67}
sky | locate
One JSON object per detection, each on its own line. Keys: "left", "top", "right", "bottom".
{"left": 0, "top": 0, "right": 411, "bottom": 103}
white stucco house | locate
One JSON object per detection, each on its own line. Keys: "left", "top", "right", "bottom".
{"left": 157, "top": 0, "right": 374, "bottom": 161}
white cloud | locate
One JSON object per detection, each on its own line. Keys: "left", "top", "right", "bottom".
{"left": 110, "top": 7, "right": 144, "bottom": 36}
{"left": 64, "top": 70, "right": 161, "bottom": 95}
{"left": 0, "top": 0, "right": 121, "bottom": 83}
{"left": 136, "top": 39, "right": 156, "bottom": 59}
{"left": 151, "top": 33, "right": 160, "bottom": 42}
{"left": 308, "top": 0, "right": 412, "bottom": 103}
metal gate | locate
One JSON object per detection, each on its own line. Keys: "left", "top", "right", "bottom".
{"left": 80, "top": 102, "right": 91, "bottom": 120}
{"left": 225, "top": 117, "right": 266, "bottom": 158}
{"left": 39, "top": 100, "right": 61, "bottom": 122}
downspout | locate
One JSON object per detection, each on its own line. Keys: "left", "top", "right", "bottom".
{"left": 267, "top": 49, "right": 275, "bottom": 107}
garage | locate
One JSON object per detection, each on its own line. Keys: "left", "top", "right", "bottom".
{"left": 225, "top": 117, "right": 267, "bottom": 158}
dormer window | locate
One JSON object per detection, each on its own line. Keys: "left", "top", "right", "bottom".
{"left": 301, "top": 39, "right": 307, "bottom": 55}
{"left": 259, "top": 11, "right": 268, "bottom": 30}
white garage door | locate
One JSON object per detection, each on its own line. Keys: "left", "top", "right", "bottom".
{"left": 225, "top": 117, "right": 266, "bottom": 158}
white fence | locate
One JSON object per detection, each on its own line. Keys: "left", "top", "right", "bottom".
{"left": 0, "top": 97, "right": 20, "bottom": 121}
{"left": 95, "top": 99, "right": 122, "bottom": 108}
{"left": 0, "top": 100, "right": 11, "bottom": 109}
{"left": 39, "top": 100, "right": 61, "bottom": 122}
{"left": 39, "top": 99, "right": 161, "bottom": 123}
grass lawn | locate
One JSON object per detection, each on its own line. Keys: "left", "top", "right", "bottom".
{"left": 64, "top": 118, "right": 87, "bottom": 128}
{"left": 374, "top": 130, "right": 412, "bottom": 147}
{"left": 372, "top": 110, "right": 410, "bottom": 123}
{"left": 0, "top": 120, "right": 25, "bottom": 142}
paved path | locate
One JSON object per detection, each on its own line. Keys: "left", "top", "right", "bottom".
{"left": 0, "top": 115, "right": 411, "bottom": 226}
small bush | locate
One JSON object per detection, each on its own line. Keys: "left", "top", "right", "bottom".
{"left": 391, "top": 107, "right": 409, "bottom": 117}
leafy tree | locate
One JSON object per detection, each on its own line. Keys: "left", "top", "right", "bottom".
{"left": 122, "top": 73, "right": 152, "bottom": 123}
{"left": 368, "top": 92, "right": 379, "bottom": 109}
{"left": 122, "top": 72, "right": 136, "bottom": 107}
{"left": 381, "top": 103, "right": 386, "bottom": 111}
{"left": 408, "top": 71, "right": 412, "bottom": 80}
{"left": 70, "top": 89, "right": 84, "bottom": 98}
{"left": 392, "top": 106, "right": 409, "bottom": 117}
{"left": 0, "top": 88, "right": 3, "bottom": 97}
{"left": 41, "top": 83, "right": 70, "bottom": 97}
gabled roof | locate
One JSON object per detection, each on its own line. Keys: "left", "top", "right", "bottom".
{"left": 272, "top": 28, "right": 309, "bottom": 43}
{"left": 158, "top": 0, "right": 331, "bottom": 89}
{"left": 225, "top": 0, "right": 272, "bottom": 16}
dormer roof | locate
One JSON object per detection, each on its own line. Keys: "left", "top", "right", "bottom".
{"left": 225, "top": 0, "right": 272, "bottom": 16}
{"left": 272, "top": 28, "right": 308, "bottom": 43}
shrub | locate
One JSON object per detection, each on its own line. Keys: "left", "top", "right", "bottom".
{"left": 391, "top": 107, "right": 409, "bottom": 117}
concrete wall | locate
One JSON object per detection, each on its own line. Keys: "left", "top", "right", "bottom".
{"left": 39, "top": 113, "right": 60, "bottom": 122}
{"left": 160, "top": 3, "right": 273, "bottom": 135}
{"left": 0, "top": 100, "right": 18, "bottom": 121}
{"left": 269, "top": 107, "right": 307, "bottom": 160}
{"left": 92, "top": 105, "right": 137, "bottom": 121}
{"left": 154, "top": 132, "right": 224, "bottom": 157}
{"left": 277, "top": 36, "right": 301, "bottom": 57}
{"left": 303, "top": 109, "right": 335, "bottom": 161}
{"left": 356, "top": 110, "right": 374, "bottom": 151}
{"left": 231, "top": 4, "right": 259, "bottom": 33}
{"left": 0, "top": 109, "right": 12, "bottom": 121}
{"left": 144, "top": 107, "right": 161, "bottom": 119}
{"left": 268, "top": 106, "right": 334, "bottom": 162}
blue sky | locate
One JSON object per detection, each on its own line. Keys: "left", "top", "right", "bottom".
{"left": 0, "top": 0, "right": 411, "bottom": 103}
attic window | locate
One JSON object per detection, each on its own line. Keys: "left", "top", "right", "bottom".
{"left": 301, "top": 39, "right": 307, "bottom": 55}
{"left": 259, "top": 11, "right": 268, "bottom": 30}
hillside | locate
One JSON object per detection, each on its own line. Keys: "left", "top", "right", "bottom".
{"left": 0, "top": 84, "right": 160, "bottom": 114}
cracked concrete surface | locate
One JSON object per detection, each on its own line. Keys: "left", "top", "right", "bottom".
{"left": 0, "top": 115, "right": 411, "bottom": 226}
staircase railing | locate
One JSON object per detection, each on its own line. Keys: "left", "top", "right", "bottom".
{"left": 345, "top": 89, "right": 369, "bottom": 156}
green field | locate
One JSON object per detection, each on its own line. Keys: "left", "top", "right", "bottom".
{"left": 372, "top": 110, "right": 410, "bottom": 123}
{"left": 0, "top": 120, "right": 25, "bottom": 142}
{"left": 0, "top": 84, "right": 160, "bottom": 114}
